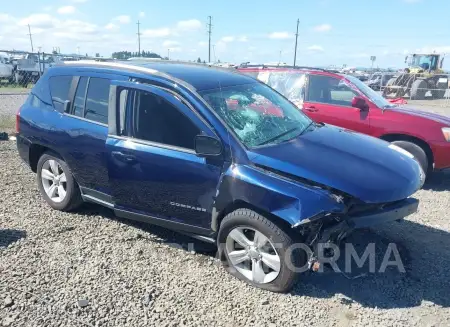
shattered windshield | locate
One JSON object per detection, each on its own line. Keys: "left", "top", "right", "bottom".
{"left": 200, "top": 83, "right": 312, "bottom": 147}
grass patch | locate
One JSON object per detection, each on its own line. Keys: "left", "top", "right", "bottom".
{"left": 0, "top": 80, "right": 33, "bottom": 93}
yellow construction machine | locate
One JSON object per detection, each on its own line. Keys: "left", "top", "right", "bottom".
{"left": 383, "top": 53, "right": 449, "bottom": 100}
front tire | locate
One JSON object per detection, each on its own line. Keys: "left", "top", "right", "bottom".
{"left": 218, "top": 209, "right": 306, "bottom": 293}
{"left": 37, "top": 152, "right": 83, "bottom": 211}
{"left": 391, "top": 141, "right": 429, "bottom": 175}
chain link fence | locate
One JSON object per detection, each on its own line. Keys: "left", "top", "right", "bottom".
{"left": 366, "top": 72, "right": 450, "bottom": 108}
{"left": 0, "top": 51, "right": 82, "bottom": 133}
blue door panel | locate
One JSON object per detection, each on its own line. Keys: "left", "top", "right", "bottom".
{"left": 61, "top": 117, "right": 109, "bottom": 193}
{"left": 106, "top": 137, "right": 222, "bottom": 228}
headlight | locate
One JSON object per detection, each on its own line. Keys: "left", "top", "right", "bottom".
{"left": 442, "top": 127, "right": 450, "bottom": 142}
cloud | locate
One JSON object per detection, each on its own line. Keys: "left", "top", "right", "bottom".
{"left": 313, "top": 24, "right": 331, "bottom": 32}
{"left": 163, "top": 40, "right": 180, "bottom": 47}
{"left": 221, "top": 36, "right": 235, "bottom": 43}
{"left": 237, "top": 35, "right": 248, "bottom": 42}
{"left": 167, "top": 47, "right": 181, "bottom": 53}
{"left": 268, "top": 32, "right": 292, "bottom": 39}
{"left": 0, "top": 14, "right": 13, "bottom": 23}
{"left": 18, "top": 14, "right": 56, "bottom": 28}
{"left": 57, "top": 6, "right": 76, "bottom": 15}
{"left": 350, "top": 53, "right": 370, "bottom": 58}
{"left": 142, "top": 27, "right": 171, "bottom": 38}
{"left": 105, "top": 23, "right": 119, "bottom": 31}
{"left": 215, "top": 40, "right": 227, "bottom": 54}
{"left": 176, "top": 19, "right": 202, "bottom": 31}
{"left": 139, "top": 12, "right": 145, "bottom": 18}
{"left": 114, "top": 15, "right": 131, "bottom": 24}
{"left": 415, "top": 46, "right": 450, "bottom": 53}
{"left": 198, "top": 41, "right": 207, "bottom": 47}
{"left": 307, "top": 45, "right": 324, "bottom": 52}
{"left": 59, "top": 20, "right": 99, "bottom": 35}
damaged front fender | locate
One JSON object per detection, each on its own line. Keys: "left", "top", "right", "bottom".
{"left": 211, "top": 164, "right": 347, "bottom": 231}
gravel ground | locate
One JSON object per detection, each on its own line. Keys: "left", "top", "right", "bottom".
{"left": 0, "top": 92, "right": 28, "bottom": 135}
{"left": 1, "top": 92, "right": 450, "bottom": 326}
{"left": 1, "top": 141, "right": 450, "bottom": 327}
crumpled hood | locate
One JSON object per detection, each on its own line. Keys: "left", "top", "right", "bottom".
{"left": 390, "top": 107, "right": 450, "bottom": 126}
{"left": 248, "top": 124, "right": 423, "bottom": 204}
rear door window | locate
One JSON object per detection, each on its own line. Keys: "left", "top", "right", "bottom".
{"left": 49, "top": 76, "right": 73, "bottom": 112}
{"left": 70, "top": 77, "right": 110, "bottom": 125}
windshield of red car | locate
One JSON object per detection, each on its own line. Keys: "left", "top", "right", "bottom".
{"left": 344, "top": 74, "right": 395, "bottom": 108}
{"left": 199, "top": 82, "right": 312, "bottom": 147}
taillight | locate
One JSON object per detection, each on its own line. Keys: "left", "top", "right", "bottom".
{"left": 16, "top": 107, "right": 21, "bottom": 134}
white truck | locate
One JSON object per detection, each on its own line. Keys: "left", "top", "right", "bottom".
{"left": 14, "top": 53, "right": 52, "bottom": 85}
{"left": 0, "top": 52, "right": 14, "bottom": 82}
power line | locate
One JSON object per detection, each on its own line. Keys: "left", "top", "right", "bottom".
{"left": 294, "top": 19, "right": 299, "bottom": 67}
{"left": 27, "top": 24, "right": 34, "bottom": 53}
{"left": 137, "top": 20, "right": 142, "bottom": 56}
{"left": 207, "top": 16, "right": 212, "bottom": 62}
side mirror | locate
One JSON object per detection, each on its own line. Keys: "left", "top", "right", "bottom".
{"left": 351, "top": 96, "right": 369, "bottom": 111}
{"left": 195, "top": 135, "right": 222, "bottom": 157}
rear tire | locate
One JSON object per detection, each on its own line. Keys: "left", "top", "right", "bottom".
{"left": 36, "top": 152, "right": 83, "bottom": 211}
{"left": 218, "top": 209, "right": 307, "bottom": 293}
{"left": 383, "top": 77, "right": 397, "bottom": 97}
{"left": 410, "top": 79, "right": 427, "bottom": 100}
{"left": 391, "top": 141, "right": 429, "bottom": 175}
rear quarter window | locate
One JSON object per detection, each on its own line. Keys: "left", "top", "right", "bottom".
{"left": 49, "top": 76, "right": 73, "bottom": 112}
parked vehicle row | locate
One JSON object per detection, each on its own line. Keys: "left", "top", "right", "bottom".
{"left": 237, "top": 66, "right": 450, "bottom": 175}
{"left": 0, "top": 53, "right": 14, "bottom": 82}
{"left": 17, "top": 61, "right": 424, "bottom": 292}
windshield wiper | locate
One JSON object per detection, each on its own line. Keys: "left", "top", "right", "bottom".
{"left": 257, "top": 127, "right": 300, "bottom": 146}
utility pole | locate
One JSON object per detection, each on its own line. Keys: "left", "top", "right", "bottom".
{"left": 167, "top": 48, "right": 170, "bottom": 60}
{"left": 212, "top": 44, "right": 216, "bottom": 62}
{"left": 279, "top": 50, "right": 282, "bottom": 65}
{"left": 27, "top": 24, "right": 34, "bottom": 53}
{"left": 207, "top": 16, "right": 212, "bottom": 63}
{"left": 293, "top": 19, "right": 299, "bottom": 67}
{"left": 136, "top": 20, "right": 141, "bottom": 56}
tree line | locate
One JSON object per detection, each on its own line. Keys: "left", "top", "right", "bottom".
{"left": 112, "top": 51, "right": 164, "bottom": 60}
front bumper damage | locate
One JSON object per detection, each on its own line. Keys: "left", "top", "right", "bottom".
{"left": 294, "top": 197, "right": 419, "bottom": 270}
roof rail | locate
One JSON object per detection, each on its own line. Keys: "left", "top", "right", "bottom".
{"left": 238, "top": 64, "right": 330, "bottom": 72}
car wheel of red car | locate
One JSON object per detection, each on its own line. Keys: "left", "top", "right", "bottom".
{"left": 391, "top": 141, "right": 428, "bottom": 175}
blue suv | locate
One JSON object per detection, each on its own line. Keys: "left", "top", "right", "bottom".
{"left": 16, "top": 61, "right": 423, "bottom": 292}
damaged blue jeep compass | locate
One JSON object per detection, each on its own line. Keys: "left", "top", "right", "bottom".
{"left": 16, "top": 61, "right": 423, "bottom": 292}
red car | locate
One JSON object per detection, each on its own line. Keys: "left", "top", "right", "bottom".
{"left": 238, "top": 66, "right": 450, "bottom": 175}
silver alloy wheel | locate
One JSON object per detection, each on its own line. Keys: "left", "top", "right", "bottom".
{"left": 225, "top": 226, "right": 281, "bottom": 284}
{"left": 41, "top": 159, "right": 67, "bottom": 203}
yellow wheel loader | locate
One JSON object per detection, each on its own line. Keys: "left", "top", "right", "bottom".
{"left": 383, "top": 53, "right": 449, "bottom": 100}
